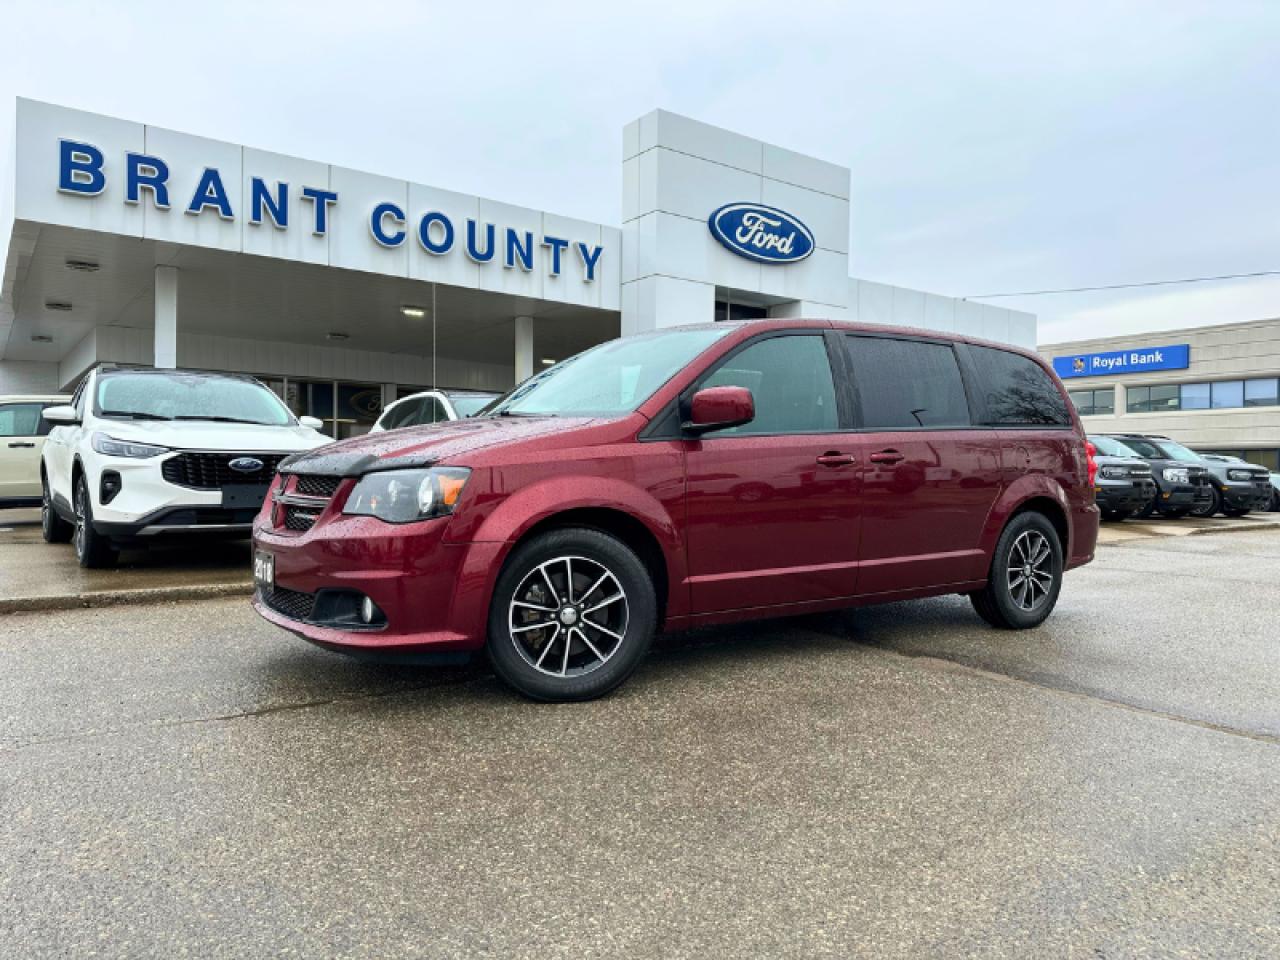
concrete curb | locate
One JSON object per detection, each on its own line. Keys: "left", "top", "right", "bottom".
{"left": 0, "top": 581, "right": 252, "bottom": 615}
{"left": 1100, "top": 517, "right": 1280, "bottom": 545}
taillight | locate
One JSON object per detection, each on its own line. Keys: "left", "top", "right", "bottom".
{"left": 1085, "top": 441, "right": 1098, "bottom": 486}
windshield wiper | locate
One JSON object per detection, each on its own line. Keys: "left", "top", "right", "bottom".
{"left": 99, "top": 410, "right": 173, "bottom": 421}
{"left": 172, "top": 415, "right": 269, "bottom": 425}
{"left": 494, "top": 410, "right": 552, "bottom": 418}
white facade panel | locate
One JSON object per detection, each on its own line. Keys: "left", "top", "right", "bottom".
{"left": 140, "top": 127, "right": 243, "bottom": 252}
{"left": 407, "top": 184, "right": 481, "bottom": 291}
{"left": 328, "top": 167, "right": 409, "bottom": 277}
{"left": 477, "top": 198, "right": 542, "bottom": 300}
{"left": 759, "top": 178, "right": 848, "bottom": 254}
{"left": 652, "top": 148, "right": 761, "bottom": 222}
{"left": 240, "top": 149, "right": 330, "bottom": 266}
{"left": 761, "top": 143, "right": 850, "bottom": 199}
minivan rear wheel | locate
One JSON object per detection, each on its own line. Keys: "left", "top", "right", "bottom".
{"left": 486, "top": 528, "right": 657, "bottom": 701}
{"left": 971, "top": 511, "right": 1063, "bottom": 630}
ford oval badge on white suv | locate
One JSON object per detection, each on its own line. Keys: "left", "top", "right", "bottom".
{"left": 41, "top": 367, "right": 330, "bottom": 567}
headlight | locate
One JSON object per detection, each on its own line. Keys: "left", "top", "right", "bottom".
{"left": 1163, "top": 467, "right": 1189, "bottom": 483}
{"left": 1227, "top": 469, "right": 1253, "bottom": 482}
{"left": 1100, "top": 465, "right": 1127, "bottom": 479}
{"left": 91, "top": 432, "right": 169, "bottom": 459}
{"left": 342, "top": 467, "right": 470, "bottom": 523}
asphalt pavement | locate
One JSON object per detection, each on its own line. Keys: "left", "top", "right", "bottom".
{"left": 2, "top": 529, "right": 1279, "bottom": 957}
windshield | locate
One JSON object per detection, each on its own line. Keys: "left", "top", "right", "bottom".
{"left": 1089, "top": 435, "right": 1141, "bottom": 458}
{"left": 96, "top": 372, "right": 294, "bottom": 426}
{"left": 449, "top": 394, "right": 498, "bottom": 418}
{"left": 1153, "top": 439, "right": 1204, "bottom": 463}
{"left": 483, "top": 327, "right": 731, "bottom": 418}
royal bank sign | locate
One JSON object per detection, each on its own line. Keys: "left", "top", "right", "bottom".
{"left": 55, "top": 139, "right": 605, "bottom": 281}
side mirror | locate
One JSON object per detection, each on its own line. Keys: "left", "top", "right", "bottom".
{"left": 43, "top": 405, "right": 79, "bottom": 425}
{"left": 684, "top": 386, "right": 755, "bottom": 435}
{"left": 299, "top": 416, "right": 325, "bottom": 430}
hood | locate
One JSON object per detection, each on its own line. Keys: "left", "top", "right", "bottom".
{"left": 94, "top": 418, "right": 330, "bottom": 453}
{"left": 279, "top": 415, "right": 600, "bottom": 476}
{"left": 1095, "top": 454, "right": 1150, "bottom": 470}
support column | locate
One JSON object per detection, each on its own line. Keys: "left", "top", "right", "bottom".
{"left": 154, "top": 265, "right": 178, "bottom": 369}
{"left": 514, "top": 315, "right": 534, "bottom": 384}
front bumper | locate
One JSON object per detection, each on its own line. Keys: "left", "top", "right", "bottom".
{"left": 1095, "top": 478, "right": 1156, "bottom": 512}
{"left": 1219, "top": 481, "right": 1274, "bottom": 512}
{"left": 252, "top": 512, "right": 502, "bottom": 655}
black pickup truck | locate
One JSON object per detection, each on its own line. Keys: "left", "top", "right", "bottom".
{"left": 1100, "top": 434, "right": 1213, "bottom": 519}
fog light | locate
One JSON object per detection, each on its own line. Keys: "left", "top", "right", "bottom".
{"left": 100, "top": 471, "right": 122, "bottom": 505}
{"left": 361, "top": 596, "right": 377, "bottom": 624}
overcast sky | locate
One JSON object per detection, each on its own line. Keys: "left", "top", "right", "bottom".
{"left": 2, "top": 0, "right": 1277, "bottom": 344}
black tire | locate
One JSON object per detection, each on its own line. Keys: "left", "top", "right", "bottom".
{"left": 1189, "top": 487, "right": 1220, "bottom": 518}
{"left": 41, "top": 472, "right": 73, "bottom": 544}
{"left": 1100, "top": 508, "right": 1131, "bottom": 522}
{"left": 1135, "top": 497, "right": 1157, "bottom": 519}
{"left": 1271, "top": 490, "right": 1280, "bottom": 513}
{"left": 971, "top": 511, "right": 1064, "bottom": 630}
{"left": 486, "top": 528, "right": 657, "bottom": 701}
{"left": 1158, "top": 507, "right": 1190, "bottom": 519}
{"left": 1223, "top": 506, "right": 1250, "bottom": 518}
{"left": 72, "top": 474, "right": 117, "bottom": 569}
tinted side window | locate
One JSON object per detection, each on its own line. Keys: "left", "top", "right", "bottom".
{"left": 700, "top": 335, "right": 838, "bottom": 436}
{"left": 380, "top": 399, "right": 424, "bottom": 430}
{"left": 0, "top": 403, "right": 42, "bottom": 437}
{"left": 421, "top": 397, "right": 448, "bottom": 424}
{"left": 969, "top": 345, "right": 1071, "bottom": 426}
{"left": 846, "top": 336, "right": 971, "bottom": 429}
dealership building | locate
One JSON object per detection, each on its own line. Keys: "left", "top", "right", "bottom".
{"left": 1041, "top": 317, "right": 1280, "bottom": 472}
{"left": 1, "top": 98, "right": 1034, "bottom": 437}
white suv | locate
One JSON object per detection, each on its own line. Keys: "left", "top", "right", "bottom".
{"left": 42, "top": 367, "right": 329, "bottom": 567}
{"left": 370, "top": 389, "right": 499, "bottom": 432}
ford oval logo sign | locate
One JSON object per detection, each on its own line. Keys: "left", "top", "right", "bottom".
{"left": 228, "top": 457, "right": 265, "bottom": 474}
{"left": 708, "top": 203, "right": 815, "bottom": 264}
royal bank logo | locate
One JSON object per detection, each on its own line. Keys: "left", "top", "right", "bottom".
{"left": 708, "top": 203, "right": 815, "bottom": 264}
{"left": 1073, "top": 357, "right": 1086, "bottom": 374}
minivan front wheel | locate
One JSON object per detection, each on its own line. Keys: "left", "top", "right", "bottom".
{"left": 971, "top": 511, "right": 1063, "bottom": 630}
{"left": 487, "top": 528, "right": 657, "bottom": 701}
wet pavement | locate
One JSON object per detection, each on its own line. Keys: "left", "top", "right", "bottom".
{"left": 2, "top": 529, "right": 1278, "bottom": 957}
{"left": 0, "top": 507, "right": 250, "bottom": 608}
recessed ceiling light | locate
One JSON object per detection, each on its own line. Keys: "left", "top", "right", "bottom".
{"left": 400, "top": 305, "right": 427, "bottom": 319}
{"left": 326, "top": 331, "right": 350, "bottom": 341}
{"left": 30, "top": 334, "right": 53, "bottom": 343}
{"left": 44, "top": 300, "right": 73, "bottom": 312}
{"left": 65, "top": 258, "right": 100, "bottom": 273}
{"left": 540, "top": 357, "right": 556, "bottom": 366}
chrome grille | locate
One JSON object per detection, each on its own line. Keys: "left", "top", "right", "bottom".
{"left": 163, "top": 452, "right": 286, "bottom": 490}
{"left": 293, "top": 474, "right": 342, "bottom": 498}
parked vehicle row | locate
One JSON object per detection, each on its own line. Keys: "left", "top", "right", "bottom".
{"left": 1087, "top": 432, "right": 1276, "bottom": 520}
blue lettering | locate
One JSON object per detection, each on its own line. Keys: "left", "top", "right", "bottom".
{"left": 466, "top": 220, "right": 495, "bottom": 262}
{"left": 576, "top": 242, "right": 603, "bottom": 282}
{"left": 417, "top": 212, "right": 454, "bottom": 255}
{"left": 505, "top": 229, "right": 533, "bottom": 271}
{"left": 186, "top": 167, "right": 234, "bottom": 219}
{"left": 301, "top": 187, "right": 338, "bottom": 235}
{"left": 370, "top": 201, "right": 406, "bottom": 247}
{"left": 250, "top": 178, "right": 288, "bottom": 229}
{"left": 58, "top": 140, "right": 105, "bottom": 195}
{"left": 541, "top": 236, "right": 568, "bottom": 276}
{"left": 125, "top": 153, "right": 170, "bottom": 208}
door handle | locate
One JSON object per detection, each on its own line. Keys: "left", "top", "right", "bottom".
{"left": 869, "top": 450, "right": 905, "bottom": 464}
{"left": 816, "top": 452, "right": 858, "bottom": 467}
{"left": 7, "top": 442, "right": 35, "bottom": 449}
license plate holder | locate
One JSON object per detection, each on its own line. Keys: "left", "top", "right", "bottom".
{"left": 223, "top": 483, "right": 271, "bottom": 509}
{"left": 253, "top": 550, "right": 275, "bottom": 591}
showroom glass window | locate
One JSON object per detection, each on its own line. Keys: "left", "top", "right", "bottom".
{"left": 700, "top": 335, "right": 838, "bottom": 436}
{"left": 967, "top": 346, "right": 1070, "bottom": 425}
{"left": 846, "top": 336, "right": 970, "bottom": 428}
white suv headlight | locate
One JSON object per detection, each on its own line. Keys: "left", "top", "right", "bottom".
{"left": 1100, "top": 465, "right": 1127, "bottom": 479}
{"left": 1163, "top": 467, "right": 1190, "bottom": 483}
{"left": 92, "top": 432, "right": 169, "bottom": 459}
{"left": 343, "top": 467, "right": 470, "bottom": 524}
{"left": 1227, "top": 469, "right": 1253, "bottom": 482}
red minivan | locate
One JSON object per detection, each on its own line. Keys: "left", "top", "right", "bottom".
{"left": 252, "top": 320, "right": 1098, "bottom": 701}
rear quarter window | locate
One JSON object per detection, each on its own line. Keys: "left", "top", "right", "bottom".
{"left": 968, "top": 345, "right": 1071, "bottom": 426}
{"left": 846, "top": 336, "right": 972, "bottom": 429}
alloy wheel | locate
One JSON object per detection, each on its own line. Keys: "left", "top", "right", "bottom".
{"left": 508, "top": 555, "right": 629, "bottom": 678}
{"left": 73, "top": 482, "right": 86, "bottom": 560}
{"left": 1007, "top": 530, "right": 1053, "bottom": 612}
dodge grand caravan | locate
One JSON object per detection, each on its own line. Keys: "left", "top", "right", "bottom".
{"left": 253, "top": 320, "right": 1098, "bottom": 701}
